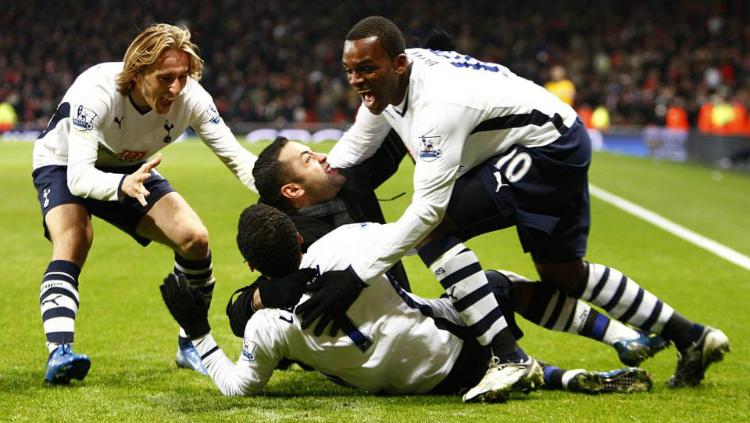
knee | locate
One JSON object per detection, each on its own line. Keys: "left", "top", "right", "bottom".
{"left": 180, "top": 225, "right": 209, "bottom": 259}
{"left": 51, "top": 224, "right": 93, "bottom": 264}
{"left": 535, "top": 260, "right": 587, "bottom": 293}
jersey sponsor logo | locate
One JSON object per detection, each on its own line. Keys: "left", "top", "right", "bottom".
{"left": 114, "top": 115, "right": 125, "bottom": 129}
{"left": 207, "top": 105, "right": 221, "bottom": 124}
{"left": 418, "top": 135, "right": 442, "bottom": 161}
{"left": 72, "top": 105, "right": 98, "bottom": 131}
{"left": 434, "top": 267, "right": 446, "bottom": 277}
{"left": 163, "top": 120, "right": 175, "bottom": 143}
{"left": 116, "top": 150, "right": 147, "bottom": 161}
{"left": 242, "top": 339, "right": 257, "bottom": 361}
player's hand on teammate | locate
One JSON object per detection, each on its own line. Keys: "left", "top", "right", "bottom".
{"left": 159, "top": 272, "right": 211, "bottom": 339}
{"left": 296, "top": 266, "right": 367, "bottom": 337}
{"left": 257, "top": 268, "right": 318, "bottom": 309}
{"left": 121, "top": 154, "right": 162, "bottom": 206}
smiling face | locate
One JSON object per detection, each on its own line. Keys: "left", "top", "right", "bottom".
{"left": 342, "top": 36, "right": 409, "bottom": 115}
{"left": 131, "top": 48, "right": 189, "bottom": 114}
{"left": 278, "top": 141, "right": 347, "bottom": 207}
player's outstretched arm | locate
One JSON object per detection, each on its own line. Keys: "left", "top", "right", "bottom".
{"left": 121, "top": 154, "right": 162, "bottom": 207}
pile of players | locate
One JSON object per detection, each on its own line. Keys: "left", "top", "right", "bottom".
{"left": 34, "top": 18, "right": 728, "bottom": 403}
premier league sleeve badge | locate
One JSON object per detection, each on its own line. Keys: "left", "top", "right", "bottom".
{"left": 418, "top": 135, "right": 442, "bottom": 161}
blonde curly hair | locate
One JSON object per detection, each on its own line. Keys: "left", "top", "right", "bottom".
{"left": 116, "top": 23, "right": 204, "bottom": 94}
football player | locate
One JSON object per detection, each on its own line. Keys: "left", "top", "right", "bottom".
{"left": 302, "top": 16, "right": 728, "bottom": 401}
{"left": 32, "top": 23, "right": 257, "bottom": 384}
{"left": 160, "top": 204, "right": 653, "bottom": 398}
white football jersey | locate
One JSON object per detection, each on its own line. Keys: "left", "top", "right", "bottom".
{"left": 194, "top": 222, "right": 467, "bottom": 396}
{"left": 33, "top": 62, "right": 257, "bottom": 201}
{"left": 327, "top": 48, "right": 578, "bottom": 281}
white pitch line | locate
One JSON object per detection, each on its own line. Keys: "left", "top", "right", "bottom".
{"left": 589, "top": 184, "right": 750, "bottom": 272}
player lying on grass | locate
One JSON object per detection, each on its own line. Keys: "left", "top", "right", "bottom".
{"left": 297, "top": 16, "right": 729, "bottom": 400}
{"left": 32, "top": 23, "right": 258, "bottom": 384}
{"left": 160, "top": 204, "right": 652, "bottom": 398}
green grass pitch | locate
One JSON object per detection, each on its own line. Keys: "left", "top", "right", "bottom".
{"left": 1, "top": 139, "right": 749, "bottom": 421}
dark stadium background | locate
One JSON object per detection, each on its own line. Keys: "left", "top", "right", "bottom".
{"left": 2, "top": 0, "right": 749, "bottom": 168}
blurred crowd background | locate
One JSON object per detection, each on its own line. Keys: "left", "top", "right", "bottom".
{"left": 2, "top": 0, "right": 749, "bottom": 134}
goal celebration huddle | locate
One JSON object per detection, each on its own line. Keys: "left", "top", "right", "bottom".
{"left": 32, "top": 17, "right": 729, "bottom": 405}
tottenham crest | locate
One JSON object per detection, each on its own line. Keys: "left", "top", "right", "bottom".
{"left": 418, "top": 135, "right": 442, "bottom": 161}
{"left": 72, "top": 105, "right": 98, "bottom": 131}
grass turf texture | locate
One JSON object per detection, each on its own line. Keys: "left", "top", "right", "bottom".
{"left": 1, "top": 139, "right": 749, "bottom": 422}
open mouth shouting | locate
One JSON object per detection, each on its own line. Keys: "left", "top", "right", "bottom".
{"left": 359, "top": 90, "right": 376, "bottom": 109}
{"left": 157, "top": 97, "right": 175, "bottom": 112}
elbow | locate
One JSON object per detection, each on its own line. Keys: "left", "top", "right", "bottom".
{"left": 418, "top": 204, "right": 447, "bottom": 227}
{"left": 66, "top": 169, "right": 87, "bottom": 198}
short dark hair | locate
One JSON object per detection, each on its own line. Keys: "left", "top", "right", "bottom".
{"left": 236, "top": 204, "right": 301, "bottom": 278}
{"left": 346, "top": 16, "right": 405, "bottom": 59}
{"left": 253, "top": 136, "right": 295, "bottom": 209}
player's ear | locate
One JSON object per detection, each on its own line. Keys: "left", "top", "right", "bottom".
{"left": 296, "top": 232, "right": 304, "bottom": 246}
{"left": 280, "top": 182, "right": 305, "bottom": 200}
{"left": 394, "top": 53, "right": 409, "bottom": 75}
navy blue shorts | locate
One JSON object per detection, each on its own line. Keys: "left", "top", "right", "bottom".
{"left": 32, "top": 164, "right": 175, "bottom": 246}
{"left": 446, "top": 119, "right": 591, "bottom": 263}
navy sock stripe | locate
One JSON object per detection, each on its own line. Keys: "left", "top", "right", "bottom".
{"left": 42, "top": 308, "right": 76, "bottom": 321}
{"left": 468, "top": 306, "right": 504, "bottom": 339}
{"left": 46, "top": 331, "right": 74, "bottom": 344}
{"left": 42, "top": 272, "right": 78, "bottom": 287}
{"left": 525, "top": 284, "right": 556, "bottom": 323}
{"left": 618, "top": 287, "right": 644, "bottom": 322}
{"left": 589, "top": 266, "right": 610, "bottom": 302}
{"left": 562, "top": 302, "right": 577, "bottom": 332}
{"left": 640, "top": 300, "right": 663, "bottom": 332}
{"left": 417, "top": 237, "right": 463, "bottom": 266}
{"left": 452, "top": 285, "right": 493, "bottom": 313}
{"left": 439, "top": 262, "right": 483, "bottom": 290}
{"left": 45, "top": 260, "right": 81, "bottom": 280}
{"left": 544, "top": 292, "right": 567, "bottom": 329}
{"left": 175, "top": 269, "right": 213, "bottom": 281}
{"left": 591, "top": 313, "right": 610, "bottom": 340}
{"left": 174, "top": 252, "right": 212, "bottom": 270}
{"left": 602, "top": 274, "right": 628, "bottom": 311}
{"left": 543, "top": 365, "right": 565, "bottom": 389}
{"left": 201, "top": 345, "right": 220, "bottom": 360}
{"left": 40, "top": 287, "right": 79, "bottom": 308}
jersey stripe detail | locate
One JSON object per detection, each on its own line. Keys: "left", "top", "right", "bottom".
{"left": 470, "top": 111, "right": 569, "bottom": 136}
{"left": 386, "top": 274, "right": 472, "bottom": 340}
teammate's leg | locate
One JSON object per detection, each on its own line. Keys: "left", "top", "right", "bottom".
{"left": 419, "top": 239, "right": 525, "bottom": 359}
{"left": 33, "top": 166, "right": 93, "bottom": 384}
{"left": 418, "top": 238, "right": 542, "bottom": 403}
{"left": 540, "top": 260, "right": 730, "bottom": 386}
{"left": 508, "top": 273, "right": 668, "bottom": 366}
{"left": 137, "top": 191, "right": 213, "bottom": 374}
{"left": 40, "top": 204, "right": 93, "bottom": 384}
{"left": 421, "top": 165, "right": 544, "bottom": 402}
